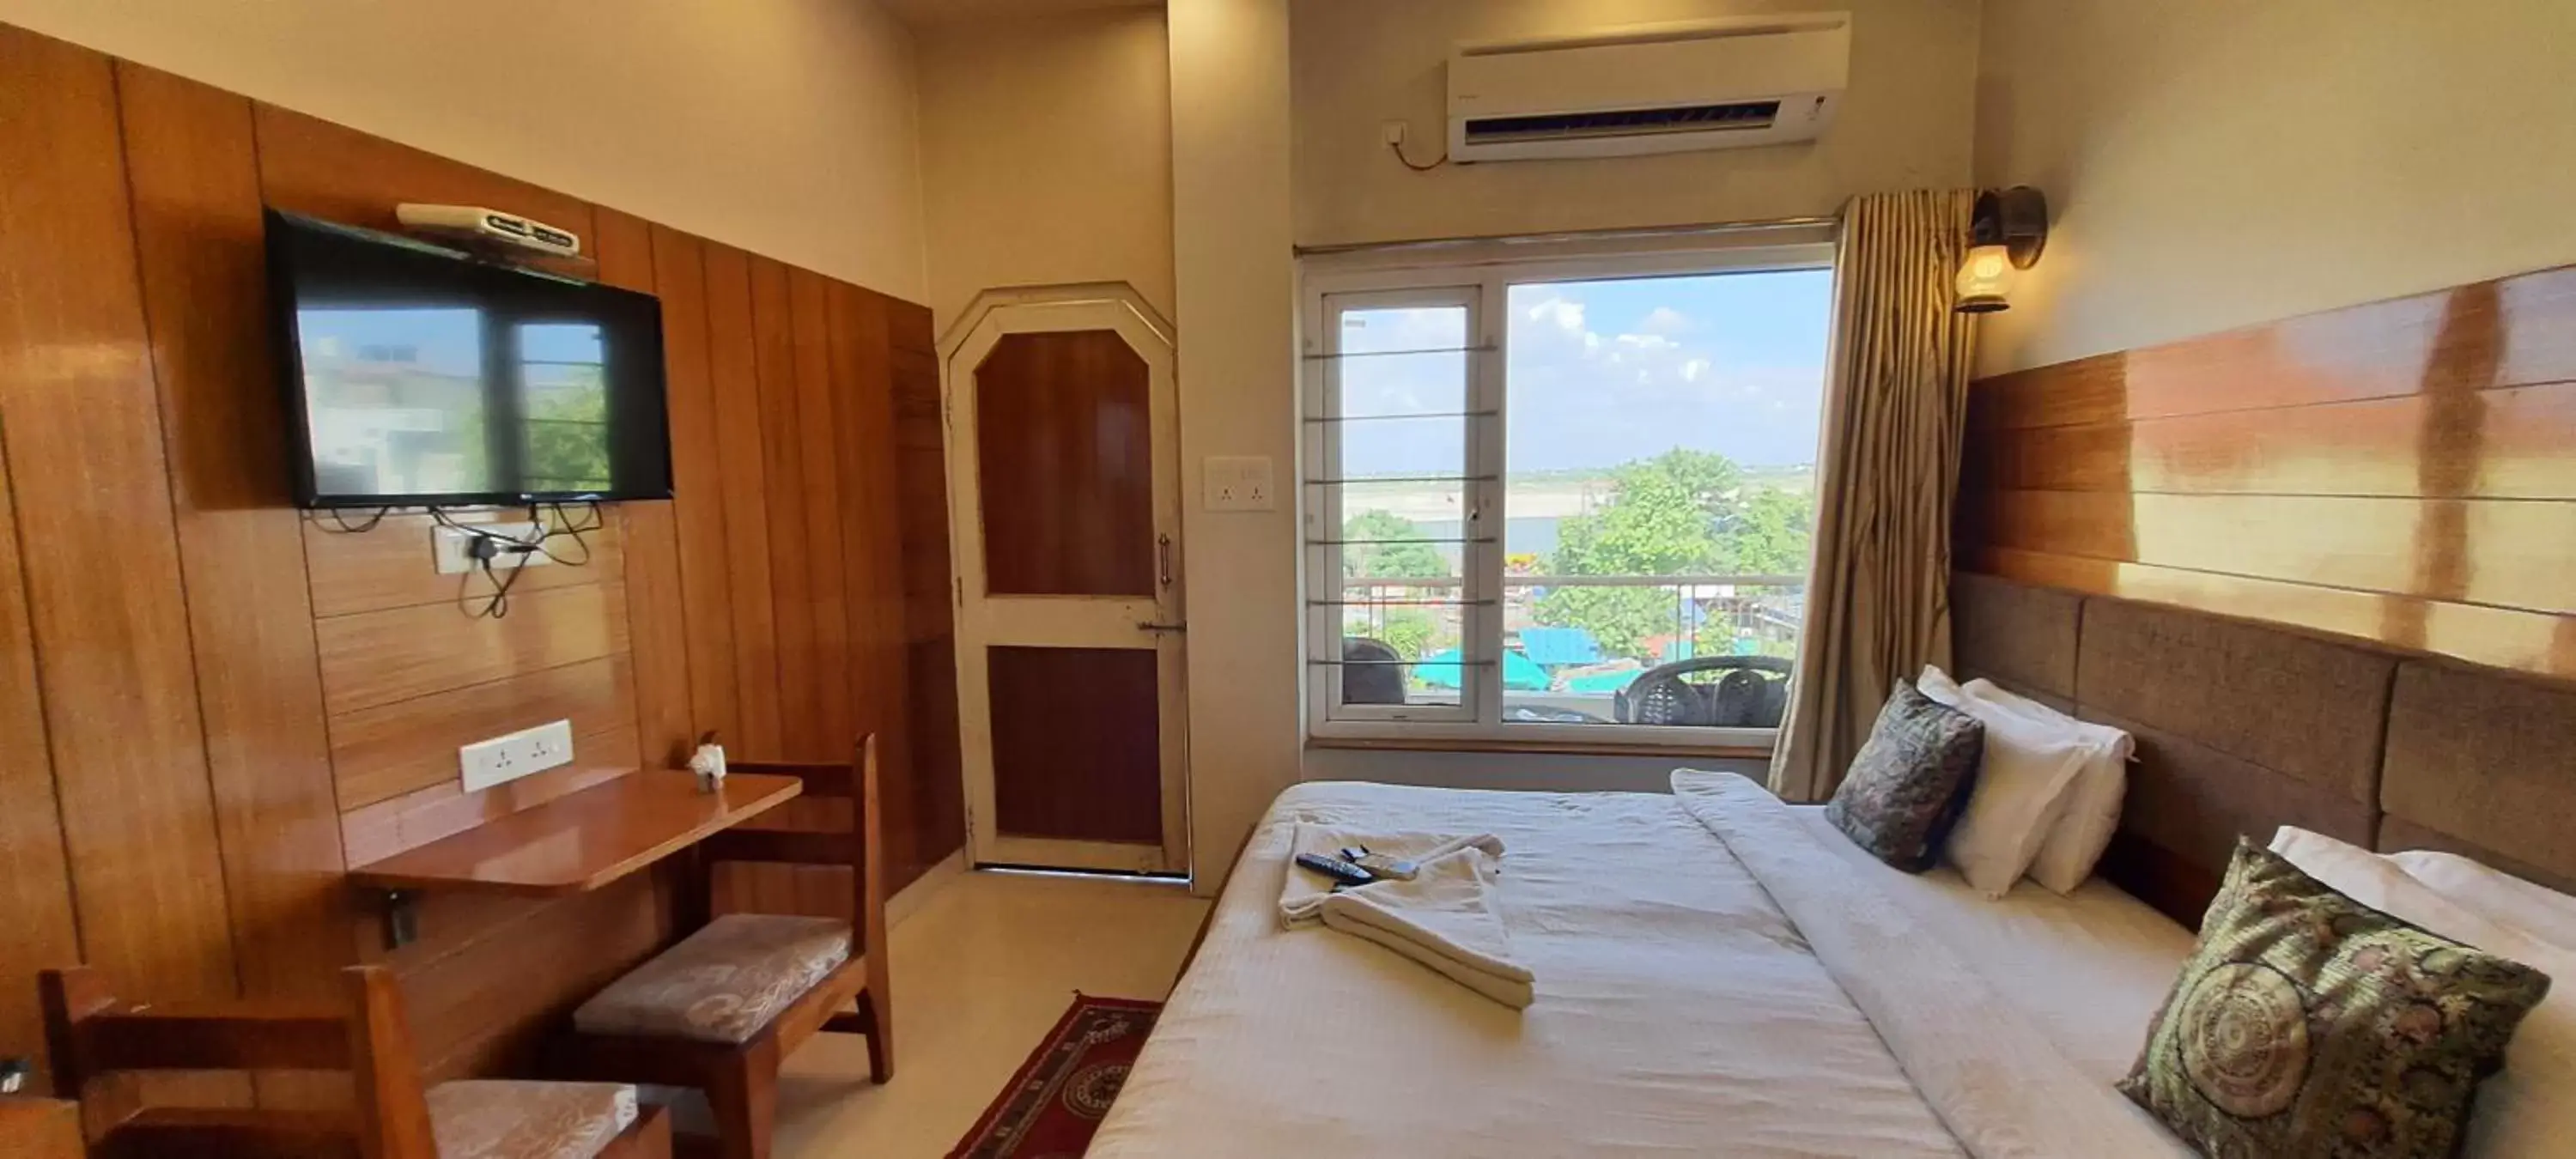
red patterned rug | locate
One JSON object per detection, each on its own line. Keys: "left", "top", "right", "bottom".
{"left": 948, "top": 994, "right": 1163, "bottom": 1158}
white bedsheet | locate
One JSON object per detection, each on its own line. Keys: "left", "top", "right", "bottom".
{"left": 1782, "top": 804, "right": 2195, "bottom": 1083}
{"left": 1090, "top": 781, "right": 1967, "bottom": 1158}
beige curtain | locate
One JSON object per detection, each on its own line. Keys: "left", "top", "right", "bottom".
{"left": 1769, "top": 190, "right": 1979, "bottom": 802}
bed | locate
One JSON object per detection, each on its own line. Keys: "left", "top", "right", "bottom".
{"left": 1089, "top": 575, "right": 2576, "bottom": 1158}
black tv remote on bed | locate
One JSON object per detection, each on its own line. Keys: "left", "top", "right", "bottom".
{"left": 1295, "top": 853, "right": 1377, "bottom": 888}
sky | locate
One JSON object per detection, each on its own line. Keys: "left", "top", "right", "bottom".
{"left": 1335, "top": 267, "right": 1834, "bottom": 476}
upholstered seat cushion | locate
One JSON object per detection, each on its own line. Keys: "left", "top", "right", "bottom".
{"left": 427, "top": 1079, "right": 638, "bottom": 1159}
{"left": 574, "top": 913, "right": 853, "bottom": 1044}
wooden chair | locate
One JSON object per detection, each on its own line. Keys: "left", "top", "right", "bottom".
{"left": 38, "top": 963, "right": 671, "bottom": 1159}
{"left": 557, "top": 734, "right": 893, "bottom": 1159}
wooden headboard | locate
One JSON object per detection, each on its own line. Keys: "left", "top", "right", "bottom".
{"left": 1950, "top": 572, "right": 2576, "bottom": 925}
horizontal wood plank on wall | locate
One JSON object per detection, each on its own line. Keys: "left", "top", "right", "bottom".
{"left": 331, "top": 655, "right": 636, "bottom": 810}
{"left": 339, "top": 726, "right": 644, "bottom": 866}
{"left": 314, "top": 582, "right": 629, "bottom": 716}
{"left": 1962, "top": 490, "right": 2576, "bottom": 616}
{"left": 303, "top": 510, "right": 627, "bottom": 619}
{"left": 1969, "top": 265, "right": 2576, "bottom": 432}
{"left": 1965, "top": 381, "right": 2576, "bottom": 500}
{"left": 1965, "top": 547, "right": 2576, "bottom": 681}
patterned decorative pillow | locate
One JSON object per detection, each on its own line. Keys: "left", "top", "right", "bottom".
{"left": 1823, "top": 680, "right": 1984, "bottom": 871}
{"left": 2121, "top": 840, "right": 2552, "bottom": 1158}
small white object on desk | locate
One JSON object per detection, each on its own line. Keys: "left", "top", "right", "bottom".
{"left": 688, "top": 743, "right": 728, "bottom": 792}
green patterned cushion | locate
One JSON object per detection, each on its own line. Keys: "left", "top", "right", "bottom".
{"left": 1823, "top": 681, "right": 1984, "bottom": 871}
{"left": 2120, "top": 840, "right": 2551, "bottom": 1158}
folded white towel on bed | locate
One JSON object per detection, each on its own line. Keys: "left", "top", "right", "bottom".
{"left": 1278, "top": 824, "right": 1505, "bottom": 925}
{"left": 1319, "top": 846, "right": 1535, "bottom": 1010}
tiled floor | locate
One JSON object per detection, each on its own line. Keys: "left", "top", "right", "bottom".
{"left": 771, "top": 868, "right": 1211, "bottom": 1159}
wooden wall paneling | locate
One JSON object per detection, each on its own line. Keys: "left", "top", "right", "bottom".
{"left": 113, "top": 59, "right": 353, "bottom": 1015}
{"left": 0, "top": 25, "right": 240, "bottom": 1006}
{"left": 593, "top": 208, "right": 695, "bottom": 768}
{"left": 303, "top": 510, "right": 626, "bottom": 619}
{"left": 0, "top": 385, "right": 80, "bottom": 1083}
{"left": 791, "top": 270, "right": 855, "bottom": 761}
{"left": 1959, "top": 263, "right": 2576, "bottom": 684}
{"left": 250, "top": 103, "right": 595, "bottom": 270}
{"left": 828, "top": 282, "right": 924, "bottom": 885}
{"left": 312, "top": 583, "right": 629, "bottom": 715}
{"left": 702, "top": 245, "right": 783, "bottom": 756}
{"left": 749, "top": 257, "right": 818, "bottom": 759}
{"left": 886, "top": 300, "right": 966, "bottom": 871}
{"left": 331, "top": 656, "right": 637, "bottom": 810}
{"left": 393, "top": 871, "right": 668, "bottom": 1083}
{"left": 650, "top": 227, "right": 741, "bottom": 745}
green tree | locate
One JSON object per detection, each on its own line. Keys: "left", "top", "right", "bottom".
{"left": 1341, "top": 509, "right": 1449, "bottom": 580}
{"left": 1715, "top": 486, "right": 1813, "bottom": 576}
{"left": 1375, "top": 607, "right": 1438, "bottom": 662}
{"left": 1533, "top": 448, "right": 1820, "bottom": 662}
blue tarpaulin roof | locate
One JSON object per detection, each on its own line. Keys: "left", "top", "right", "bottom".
{"left": 1517, "top": 627, "right": 1601, "bottom": 667}
{"left": 1416, "top": 647, "right": 1553, "bottom": 690}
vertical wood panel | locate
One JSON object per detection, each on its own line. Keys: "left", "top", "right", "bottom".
{"left": 651, "top": 227, "right": 741, "bottom": 744}
{"left": 792, "top": 270, "right": 854, "bottom": 760}
{"left": 750, "top": 257, "right": 817, "bottom": 758}
{"left": 0, "top": 386, "right": 78, "bottom": 1082}
{"left": 703, "top": 245, "right": 783, "bottom": 756}
{"left": 1959, "top": 264, "right": 2576, "bottom": 683}
{"left": 887, "top": 300, "right": 966, "bottom": 877}
{"left": 829, "top": 282, "right": 921, "bottom": 882}
{"left": 113, "top": 60, "right": 349, "bottom": 1007}
{"left": 0, "top": 25, "right": 240, "bottom": 1004}
{"left": 592, "top": 208, "right": 694, "bottom": 768}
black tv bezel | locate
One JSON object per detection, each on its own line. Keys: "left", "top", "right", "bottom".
{"left": 264, "top": 209, "right": 676, "bottom": 512}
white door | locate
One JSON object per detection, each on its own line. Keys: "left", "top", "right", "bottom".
{"left": 944, "top": 294, "right": 1188, "bottom": 873}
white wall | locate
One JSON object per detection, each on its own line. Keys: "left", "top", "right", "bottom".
{"left": 917, "top": 8, "right": 1176, "bottom": 331}
{"left": 1291, "top": 0, "right": 1982, "bottom": 248}
{"left": 1973, "top": 0, "right": 2576, "bottom": 375}
{"left": 1170, "top": 0, "right": 1300, "bottom": 894}
{"left": 0, "top": 0, "right": 928, "bottom": 300}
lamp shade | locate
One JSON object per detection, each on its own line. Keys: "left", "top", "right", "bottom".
{"left": 1954, "top": 244, "right": 2014, "bottom": 313}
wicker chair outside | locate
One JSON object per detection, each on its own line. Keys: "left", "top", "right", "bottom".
{"left": 1613, "top": 654, "right": 1792, "bottom": 727}
{"left": 1340, "top": 637, "right": 1409, "bottom": 705}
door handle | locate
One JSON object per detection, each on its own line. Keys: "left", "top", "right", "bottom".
{"left": 1136, "top": 620, "right": 1188, "bottom": 634}
{"left": 1157, "top": 534, "right": 1175, "bottom": 588}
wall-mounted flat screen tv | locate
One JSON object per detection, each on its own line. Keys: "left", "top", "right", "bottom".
{"left": 265, "top": 209, "right": 673, "bottom": 508}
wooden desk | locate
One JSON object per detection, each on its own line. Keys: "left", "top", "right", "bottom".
{"left": 0, "top": 1098, "right": 83, "bottom": 1159}
{"left": 348, "top": 770, "right": 802, "bottom": 898}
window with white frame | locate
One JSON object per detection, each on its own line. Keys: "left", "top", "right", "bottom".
{"left": 1303, "top": 240, "right": 1835, "bottom": 749}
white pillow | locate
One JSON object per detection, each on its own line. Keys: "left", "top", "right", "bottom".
{"left": 1961, "top": 677, "right": 2133, "bottom": 894}
{"left": 2390, "top": 848, "right": 2576, "bottom": 954}
{"left": 1916, "top": 667, "right": 2093, "bottom": 898}
{"left": 2272, "top": 827, "right": 2576, "bottom": 1159}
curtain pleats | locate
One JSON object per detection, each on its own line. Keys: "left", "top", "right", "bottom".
{"left": 1768, "top": 190, "right": 1979, "bottom": 802}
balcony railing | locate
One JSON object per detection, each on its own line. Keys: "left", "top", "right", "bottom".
{"left": 1333, "top": 573, "right": 1806, "bottom": 725}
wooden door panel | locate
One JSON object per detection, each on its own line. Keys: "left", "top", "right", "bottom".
{"left": 985, "top": 646, "right": 1163, "bottom": 845}
{"left": 974, "top": 331, "right": 1157, "bottom": 598}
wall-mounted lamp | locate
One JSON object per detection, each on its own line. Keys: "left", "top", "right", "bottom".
{"left": 1955, "top": 185, "right": 2048, "bottom": 313}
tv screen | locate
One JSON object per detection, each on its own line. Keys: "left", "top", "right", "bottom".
{"left": 265, "top": 209, "right": 674, "bottom": 508}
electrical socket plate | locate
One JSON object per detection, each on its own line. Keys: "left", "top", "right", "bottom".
{"left": 459, "top": 719, "right": 575, "bottom": 793}
{"left": 433, "top": 521, "right": 554, "bottom": 575}
{"left": 1203, "top": 455, "right": 1275, "bottom": 512}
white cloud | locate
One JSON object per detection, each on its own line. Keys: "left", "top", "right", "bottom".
{"left": 1639, "top": 306, "right": 1692, "bottom": 335}
{"left": 1524, "top": 295, "right": 1586, "bottom": 334}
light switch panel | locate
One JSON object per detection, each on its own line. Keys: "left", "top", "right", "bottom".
{"left": 1203, "top": 455, "right": 1276, "bottom": 512}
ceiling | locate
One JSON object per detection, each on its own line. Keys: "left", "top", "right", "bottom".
{"left": 878, "top": 0, "right": 1162, "bottom": 29}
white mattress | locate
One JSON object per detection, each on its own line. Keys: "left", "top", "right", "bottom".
{"left": 1090, "top": 780, "right": 2197, "bottom": 1158}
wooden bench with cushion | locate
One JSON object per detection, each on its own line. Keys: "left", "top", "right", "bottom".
{"left": 556, "top": 734, "right": 893, "bottom": 1159}
{"left": 38, "top": 963, "right": 671, "bottom": 1159}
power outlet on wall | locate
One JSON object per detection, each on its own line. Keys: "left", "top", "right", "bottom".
{"left": 1203, "top": 455, "right": 1275, "bottom": 512}
{"left": 459, "top": 719, "right": 576, "bottom": 793}
{"left": 433, "top": 521, "right": 554, "bottom": 575}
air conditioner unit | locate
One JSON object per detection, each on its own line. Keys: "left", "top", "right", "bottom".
{"left": 1446, "top": 14, "right": 1850, "bottom": 163}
